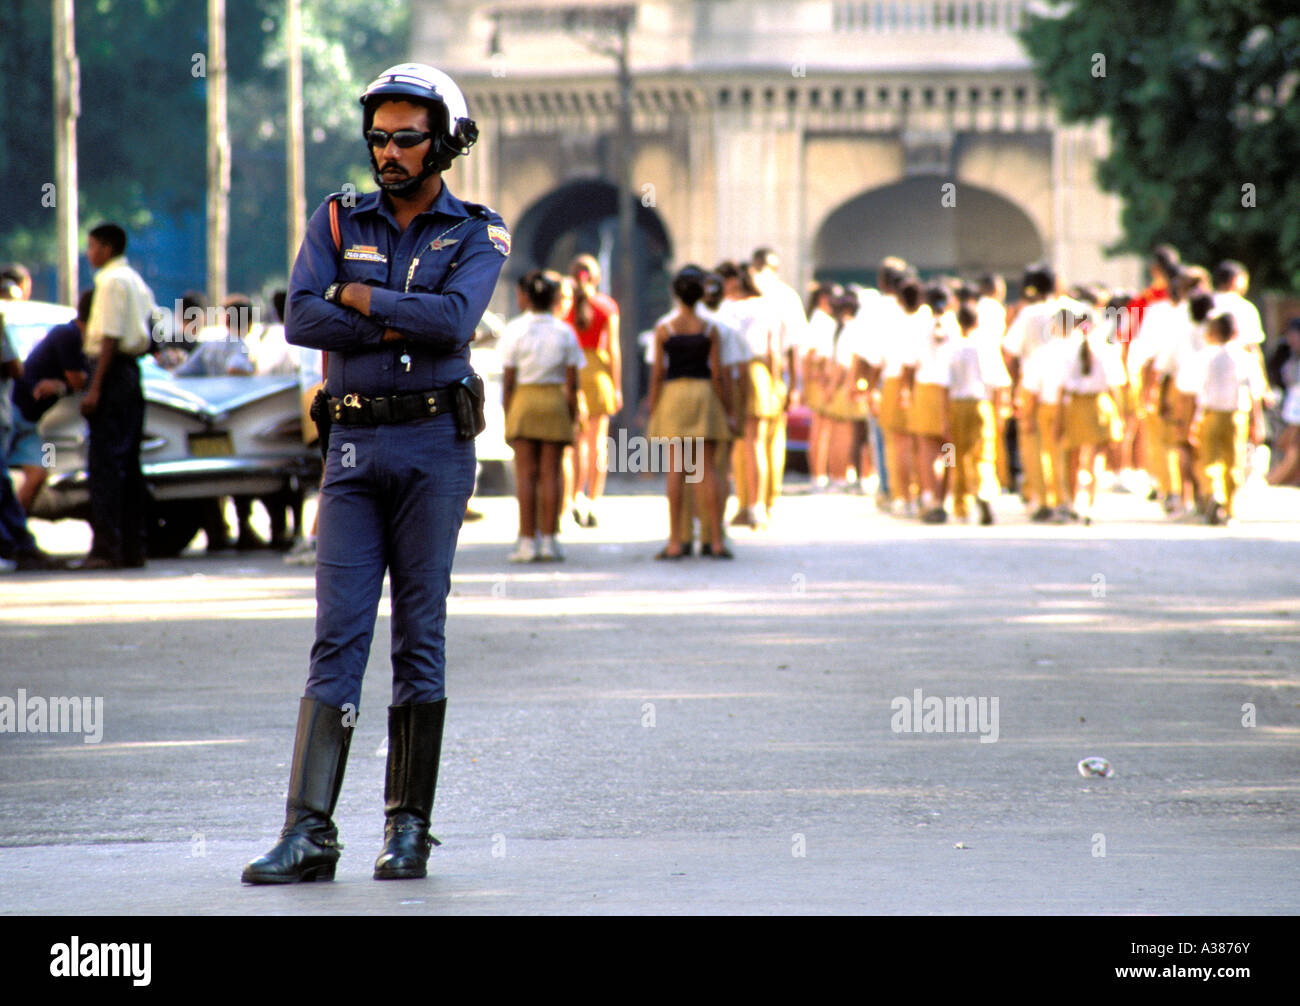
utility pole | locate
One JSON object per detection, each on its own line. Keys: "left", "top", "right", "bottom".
{"left": 206, "top": 0, "right": 230, "bottom": 305}
{"left": 611, "top": 9, "right": 637, "bottom": 429}
{"left": 52, "top": 0, "right": 79, "bottom": 305}
{"left": 286, "top": 0, "right": 306, "bottom": 280}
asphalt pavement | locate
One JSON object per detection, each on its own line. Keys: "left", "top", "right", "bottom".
{"left": 1, "top": 477, "right": 1298, "bottom": 914}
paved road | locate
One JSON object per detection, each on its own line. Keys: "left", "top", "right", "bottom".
{"left": 2, "top": 480, "right": 1298, "bottom": 914}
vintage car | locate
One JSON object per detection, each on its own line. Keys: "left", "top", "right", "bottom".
{"left": 4, "top": 299, "right": 320, "bottom": 556}
{"left": 5, "top": 299, "right": 513, "bottom": 555}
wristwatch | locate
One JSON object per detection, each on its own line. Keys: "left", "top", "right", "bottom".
{"left": 324, "top": 282, "right": 349, "bottom": 305}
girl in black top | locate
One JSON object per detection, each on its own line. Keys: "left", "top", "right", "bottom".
{"left": 648, "top": 267, "right": 734, "bottom": 558}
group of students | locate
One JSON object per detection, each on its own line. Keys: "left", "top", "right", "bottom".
{"left": 500, "top": 249, "right": 806, "bottom": 560}
{"left": 801, "top": 246, "right": 1282, "bottom": 527}
{"left": 497, "top": 242, "right": 1289, "bottom": 563}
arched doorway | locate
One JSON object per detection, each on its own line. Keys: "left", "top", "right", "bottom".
{"left": 813, "top": 177, "right": 1044, "bottom": 286}
{"left": 511, "top": 179, "right": 674, "bottom": 340}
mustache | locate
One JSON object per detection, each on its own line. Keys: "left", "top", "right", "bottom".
{"left": 379, "top": 161, "right": 408, "bottom": 174}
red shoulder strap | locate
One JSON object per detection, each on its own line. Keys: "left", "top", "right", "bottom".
{"left": 328, "top": 198, "right": 342, "bottom": 252}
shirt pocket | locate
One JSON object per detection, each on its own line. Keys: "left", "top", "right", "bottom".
{"left": 340, "top": 259, "right": 390, "bottom": 287}
{"left": 405, "top": 251, "right": 455, "bottom": 293}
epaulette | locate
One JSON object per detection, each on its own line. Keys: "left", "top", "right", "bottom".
{"left": 461, "top": 201, "right": 495, "bottom": 221}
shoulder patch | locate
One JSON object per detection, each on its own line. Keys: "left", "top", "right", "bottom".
{"left": 487, "top": 224, "right": 511, "bottom": 257}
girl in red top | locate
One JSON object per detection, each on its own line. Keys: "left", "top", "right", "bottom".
{"left": 566, "top": 254, "right": 623, "bottom": 528}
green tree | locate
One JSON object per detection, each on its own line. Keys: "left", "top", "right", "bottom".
{"left": 0, "top": 0, "right": 408, "bottom": 300}
{"left": 1021, "top": 1, "right": 1300, "bottom": 290}
{"left": 227, "top": 0, "right": 411, "bottom": 295}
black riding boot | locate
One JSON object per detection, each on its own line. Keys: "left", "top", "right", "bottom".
{"left": 373, "top": 700, "right": 446, "bottom": 880}
{"left": 242, "top": 696, "right": 354, "bottom": 884}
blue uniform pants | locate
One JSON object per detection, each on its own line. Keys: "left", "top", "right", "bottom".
{"left": 305, "top": 412, "right": 475, "bottom": 711}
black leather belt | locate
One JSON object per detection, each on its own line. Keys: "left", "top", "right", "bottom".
{"left": 329, "top": 388, "right": 455, "bottom": 426}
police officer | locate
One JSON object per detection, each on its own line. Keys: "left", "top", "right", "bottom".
{"left": 243, "top": 64, "right": 508, "bottom": 884}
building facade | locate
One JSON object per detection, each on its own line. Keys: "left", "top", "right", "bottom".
{"left": 416, "top": 0, "right": 1141, "bottom": 326}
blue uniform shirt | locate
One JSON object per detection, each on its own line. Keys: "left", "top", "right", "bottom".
{"left": 285, "top": 181, "right": 508, "bottom": 398}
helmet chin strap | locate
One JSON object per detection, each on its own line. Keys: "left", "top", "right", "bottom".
{"left": 368, "top": 143, "right": 451, "bottom": 198}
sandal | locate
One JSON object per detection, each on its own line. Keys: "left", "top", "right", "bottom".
{"left": 706, "top": 546, "right": 734, "bottom": 559}
{"left": 654, "top": 547, "right": 685, "bottom": 560}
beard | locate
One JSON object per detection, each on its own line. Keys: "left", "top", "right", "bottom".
{"left": 371, "top": 154, "right": 428, "bottom": 198}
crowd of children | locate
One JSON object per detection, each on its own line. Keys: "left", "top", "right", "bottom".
{"left": 497, "top": 244, "right": 1293, "bottom": 561}
{"left": 800, "top": 247, "right": 1283, "bottom": 528}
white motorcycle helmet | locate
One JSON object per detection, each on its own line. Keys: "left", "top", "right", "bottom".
{"left": 359, "top": 63, "right": 479, "bottom": 189}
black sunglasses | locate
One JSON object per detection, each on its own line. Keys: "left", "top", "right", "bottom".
{"left": 366, "top": 128, "right": 432, "bottom": 149}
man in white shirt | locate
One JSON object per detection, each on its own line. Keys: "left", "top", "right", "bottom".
{"left": 77, "top": 223, "right": 157, "bottom": 570}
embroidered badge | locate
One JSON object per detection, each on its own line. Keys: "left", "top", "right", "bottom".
{"left": 429, "top": 237, "right": 460, "bottom": 252}
{"left": 487, "top": 225, "right": 511, "bottom": 257}
{"left": 343, "top": 245, "right": 388, "bottom": 264}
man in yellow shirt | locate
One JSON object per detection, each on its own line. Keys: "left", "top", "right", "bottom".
{"left": 76, "top": 223, "right": 156, "bottom": 570}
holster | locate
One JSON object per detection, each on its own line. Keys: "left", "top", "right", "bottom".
{"left": 452, "top": 372, "right": 487, "bottom": 440}
{"left": 309, "top": 387, "right": 332, "bottom": 462}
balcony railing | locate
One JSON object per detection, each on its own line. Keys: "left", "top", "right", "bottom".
{"left": 832, "top": 0, "right": 1027, "bottom": 32}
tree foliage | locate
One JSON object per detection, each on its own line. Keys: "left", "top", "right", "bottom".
{"left": 1021, "top": 1, "right": 1300, "bottom": 291}
{"left": 0, "top": 0, "right": 408, "bottom": 298}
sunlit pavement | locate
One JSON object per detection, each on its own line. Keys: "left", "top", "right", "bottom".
{"left": 2, "top": 477, "right": 1298, "bottom": 914}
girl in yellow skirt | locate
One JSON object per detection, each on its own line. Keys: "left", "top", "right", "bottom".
{"left": 803, "top": 284, "right": 839, "bottom": 489}
{"left": 911, "top": 284, "right": 956, "bottom": 523}
{"left": 824, "top": 289, "right": 871, "bottom": 488}
{"left": 1056, "top": 306, "right": 1126, "bottom": 524}
{"left": 648, "top": 267, "right": 735, "bottom": 558}
{"left": 881, "top": 278, "right": 928, "bottom": 515}
{"left": 566, "top": 254, "right": 622, "bottom": 529}
{"left": 1158, "top": 284, "right": 1215, "bottom": 517}
{"left": 947, "top": 303, "right": 999, "bottom": 524}
{"left": 501, "top": 271, "right": 585, "bottom": 562}
{"left": 717, "top": 262, "right": 782, "bottom": 529}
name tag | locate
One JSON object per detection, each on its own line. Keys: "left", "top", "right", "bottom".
{"left": 343, "top": 245, "right": 388, "bottom": 264}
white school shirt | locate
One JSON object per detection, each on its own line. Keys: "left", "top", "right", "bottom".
{"left": 1165, "top": 314, "right": 1210, "bottom": 394}
{"left": 804, "top": 308, "right": 837, "bottom": 360}
{"left": 1062, "top": 332, "right": 1125, "bottom": 394}
{"left": 719, "top": 296, "right": 780, "bottom": 363}
{"left": 498, "top": 311, "right": 585, "bottom": 385}
{"left": 975, "top": 299, "right": 1012, "bottom": 390}
{"left": 1212, "top": 291, "right": 1265, "bottom": 346}
{"left": 976, "top": 297, "right": 1006, "bottom": 347}
{"left": 754, "top": 272, "right": 807, "bottom": 356}
{"left": 880, "top": 305, "right": 930, "bottom": 379}
{"left": 1128, "top": 298, "right": 1175, "bottom": 375}
{"left": 947, "top": 335, "right": 992, "bottom": 400}
{"left": 1195, "top": 343, "right": 1265, "bottom": 412}
{"left": 696, "top": 303, "right": 748, "bottom": 368}
{"left": 1002, "top": 300, "right": 1053, "bottom": 361}
{"left": 915, "top": 313, "right": 959, "bottom": 386}
{"left": 855, "top": 294, "right": 900, "bottom": 370}
{"left": 1021, "top": 338, "right": 1070, "bottom": 406}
